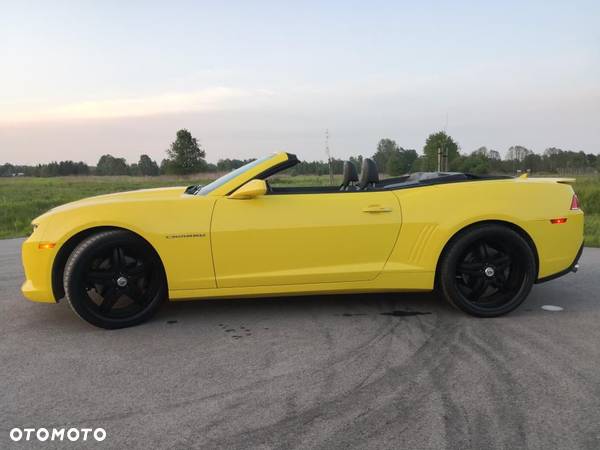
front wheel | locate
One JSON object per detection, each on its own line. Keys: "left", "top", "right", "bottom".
{"left": 438, "top": 224, "right": 536, "bottom": 317}
{"left": 64, "top": 230, "right": 167, "bottom": 329}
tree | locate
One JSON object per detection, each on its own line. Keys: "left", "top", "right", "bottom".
{"left": 96, "top": 154, "right": 129, "bottom": 175}
{"left": 522, "top": 153, "right": 543, "bottom": 172}
{"left": 348, "top": 155, "right": 363, "bottom": 171}
{"left": 399, "top": 149, "right": 419, "bottom": 173}
{"left": 423, "top": 131, "right": 459, "bottom": 171}
{"left": 164, "top": 129, "right": 207, "bottom": 174}
{"left": 138, "top": 154, "right": 159, "bottom": 176}
{"left": 472, "top": 146, "right": 489, "bottom": 157}
{"left": 473, "top": 146, "right": 500, "bottom": 160}
{"left": 386, "top": 151, "right": 404, "bottom": 176}
{"left": 505, "top": 145, "right": 532, "bottom": 162}
{"left": 372, "top": 139, "right": 418, "bottom": 175}
{"left": 216, "top": 158, "right": 254, "bottom": 172}
{"left": 373, "top": 139, "right": 399, "bottom": 173}
{"left": 488, "top": 150, "right": 501, "bottom": 160}
{"left": 457, "top": 153, "right": 490, "bottom": 174}
{"left": 0, "top": 163, "right": 15, "bottom": 177}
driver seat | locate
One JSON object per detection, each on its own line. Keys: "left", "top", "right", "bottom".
{"left": 340, "top": 161, "right": 359, "bottom": 191}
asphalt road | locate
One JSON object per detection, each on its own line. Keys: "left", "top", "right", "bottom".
{"left": 1, "top": 237, "right": 600, "bottom": 450}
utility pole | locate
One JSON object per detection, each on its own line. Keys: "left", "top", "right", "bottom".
{"left": 443, "top": 142, "right": 448, "bottom": 171}
{"left": 442, "top": 113, "right": 449, "bottom": 172}
{"left": 325, "top": 129, "right": 333, "bottom": 185}
{"left": 438, "top": 142, "right": 448, "bottom": 172}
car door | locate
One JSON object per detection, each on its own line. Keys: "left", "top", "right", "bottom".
{"left": 210, "top": 191, "right": 402, "bottom": 288}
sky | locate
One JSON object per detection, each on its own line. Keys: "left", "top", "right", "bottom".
{"left": 1, "top": 0, "right": 599, "bottom": 165}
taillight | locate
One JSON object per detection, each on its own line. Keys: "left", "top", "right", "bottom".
{"left": 570, "top": 194, "right": 580, "bottom": 210}
{"left": 550, "top": 218, "right": 567, "bottom": 224}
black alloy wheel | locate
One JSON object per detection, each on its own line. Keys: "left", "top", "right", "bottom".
{"left": 438, "top": 224, "right": 536, "bottom": 317}
{"left": 64, "top": 230, "right": 166, "bottom": 329}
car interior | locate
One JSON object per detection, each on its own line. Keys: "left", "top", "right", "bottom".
{"left": 264, "top": 157, "right": 509, "bottom": 195}
{"left": 266, "top": 158, "right": 382, "bottom": 195}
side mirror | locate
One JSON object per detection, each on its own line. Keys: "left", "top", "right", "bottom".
{"left": 228, "top": 179, "right": 267, "bottom": 199}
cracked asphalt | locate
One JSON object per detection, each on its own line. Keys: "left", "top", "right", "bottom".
{"left": 1, "top": 237, "right": 599, "bottom": 449}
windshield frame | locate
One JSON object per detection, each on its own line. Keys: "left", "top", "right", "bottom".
{"left": 195, "top": 152, "right": 296, "bottom": 196}
{"left": 197, "top": 155, "right": 273, "bottom": 196}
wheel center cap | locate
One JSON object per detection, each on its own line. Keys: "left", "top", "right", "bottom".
{"left": 116, "top": 276, "right": 128, "bottom": 287}
{"left": 484, "top": 266, "right": 495, "bottom": 277}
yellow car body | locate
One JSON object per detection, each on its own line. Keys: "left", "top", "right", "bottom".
{"left": 22, "top": 152, "right": 584, "bottom": 307}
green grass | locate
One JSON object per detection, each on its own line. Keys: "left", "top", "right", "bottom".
{"left": 572, "top": 176, "right": 600, "bottom": 247}
{"left": 1, "top": 174, "right": 599, "bottom": 246}
{"left": 583, "top": 214, "right": 600, "bottom": 247}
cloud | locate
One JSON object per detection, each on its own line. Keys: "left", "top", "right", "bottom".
{"left": 0, "top": 87, "right": 275, "bottom": 125}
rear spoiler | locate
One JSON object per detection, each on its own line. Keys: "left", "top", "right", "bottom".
{"left": 517, "top": 173, "right": 576, "bottom": 184}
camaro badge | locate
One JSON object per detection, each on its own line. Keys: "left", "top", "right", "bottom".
{"left": 165, "top": 233, "right": 206, "bottom": 239}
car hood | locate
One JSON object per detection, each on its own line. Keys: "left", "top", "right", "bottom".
{"left": 35, "top": 186, "right": 188, "bottom": 221}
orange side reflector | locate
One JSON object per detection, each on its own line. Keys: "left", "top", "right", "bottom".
{"left": 550, "top": 218, "right": 568, "bottom": 224}
{"left": 38, "top": 242, "right": 56, "bottom": 250}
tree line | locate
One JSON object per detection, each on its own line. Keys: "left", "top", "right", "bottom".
{"left": 1, "top": 129, "right": 598, "bottom": 177}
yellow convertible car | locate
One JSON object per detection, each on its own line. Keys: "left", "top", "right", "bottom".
{"left": 22, "top": 152, "right": 584, "bottom": 328}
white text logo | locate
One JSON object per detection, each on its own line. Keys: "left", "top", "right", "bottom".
{"left": 9, "top": 427, "right": 106, "bottom": 442}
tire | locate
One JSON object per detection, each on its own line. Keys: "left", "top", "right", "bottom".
{"left": 63, "top": 230, "right": 167, "bottom": 329}
{"left": 438, "top": 224, "right": 536, "bottom": 317}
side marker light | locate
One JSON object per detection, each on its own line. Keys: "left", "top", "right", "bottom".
{"left": 550, "top": 218, "right": 567, "bottom": 224}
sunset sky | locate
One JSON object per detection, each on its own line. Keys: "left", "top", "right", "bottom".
{"left": 1, "top": 0, "right": 599, "bottom": 165}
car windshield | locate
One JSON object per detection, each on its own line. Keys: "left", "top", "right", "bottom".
{"left": 197, "top": 154, "right": 274, "bottom": 195}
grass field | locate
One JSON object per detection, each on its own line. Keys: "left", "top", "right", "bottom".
{"left": 1, "top": 175, "right": 599, "bottom": 246}
{"left": 573, "top": 177, "right": 600, "bottom": 247}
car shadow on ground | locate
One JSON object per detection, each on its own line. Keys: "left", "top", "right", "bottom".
{"left": 154, "top": 291, "right": 458, "bottom": 324}
{"left": 151, "top": 283, "right": 573, "bottom": 327}
{"left": 15, "top": 285, "right": 565, "bottom": 332}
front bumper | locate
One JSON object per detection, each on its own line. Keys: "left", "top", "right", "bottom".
{"left": 21, "top": 236, "right": 57, "bottom": 303}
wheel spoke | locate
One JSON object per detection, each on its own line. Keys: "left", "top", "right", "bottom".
{"left": 99, "top": 287, "right": 120, "bottom": 313}
{"left": 477, "top": 242, "right": 489, "bottom": 261}
{"left": 126, "top": 262, "right": 149, "bottom": 278}
{"left": 86, "top": 270, "right": 114, "bottom": 284}
{"left": 128, "top": 282, "right": 147, "bottom": 305}
{"left": 469, "top": 279, "right": 489, "bottom": 299}
{"left": 492, "top": 269, "right": 509, "bottom": 292}
{"left": 112, "top": 248, "right": 125, "bottom": 271}
{"left": 458, "top": 262, "right": 483, "bottom": 276}
{"left": 491, "top": 254, "right": 511, "bottom": 269}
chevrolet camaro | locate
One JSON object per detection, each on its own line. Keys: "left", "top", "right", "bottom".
{"left": 22, "top": 152, "right": 584, "bottom": 328}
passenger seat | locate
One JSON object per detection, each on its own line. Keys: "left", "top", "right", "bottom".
{"left": 340, "top": 161, "right": 359, "bottom": 190}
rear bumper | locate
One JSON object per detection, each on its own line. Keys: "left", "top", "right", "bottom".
{"left": 536, "top": 244, "right": 583, "bottom": 284}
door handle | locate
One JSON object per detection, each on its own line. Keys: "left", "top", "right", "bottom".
{"left": 362, "top": 205, "right": 392, "bottom": 213}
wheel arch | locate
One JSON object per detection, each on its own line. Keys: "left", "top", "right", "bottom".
{"left": 433, "top": 220, "right": 539, "bottom": 288}
{"left": 51, "top": 226, "right": 167, "bottom": 301}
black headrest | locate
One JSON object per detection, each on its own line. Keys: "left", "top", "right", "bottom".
{"left": 342, "top": 161, "right": 358, "bottom": 186}
{"left": 358, "top": 158, "right": 379, "bottom": 189}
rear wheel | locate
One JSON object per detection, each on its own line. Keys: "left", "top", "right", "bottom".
{"left": 64, "top": 230, "right": 166, "bottom": 329}
{"left": 438, "top": 224, "right": 536, "bottom": 317}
